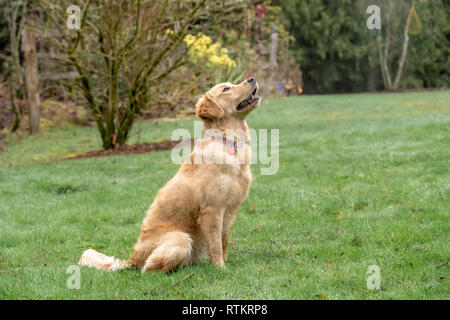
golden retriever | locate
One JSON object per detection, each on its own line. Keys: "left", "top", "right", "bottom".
{"left": 79, "top": 78, "right": 261, "bottom": 272}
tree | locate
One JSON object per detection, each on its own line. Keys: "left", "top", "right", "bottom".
{"left": 405, "top": 0, "right": 449, "bottom": 88}
{"left": 39, "top": 0, "right": 228, "bottom": 150}
{"left": 276, "top": 0, "right": 448, "bottom": 93}
{"left": 275, "top": 0, "right": 377, "bottom": 94}
{"left": 23, "top": 26, "right": 40, "bottom": 133}
{"left": 2, "top": 0, "right": 28, "bottom": 132}
{"left": 377, "top": 0, "right": 418, "bottom": 90}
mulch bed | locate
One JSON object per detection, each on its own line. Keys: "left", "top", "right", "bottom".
{"left": 67, "top": 139, "right": 193, "bottom": 160}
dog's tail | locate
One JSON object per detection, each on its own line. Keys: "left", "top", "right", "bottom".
{"left": 79, "top": 231, "right": 193, "bottom": 272}
{"left": 79, "top": 249, "right": 131, "bottom": 271}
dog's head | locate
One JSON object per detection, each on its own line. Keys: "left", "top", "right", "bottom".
{"left": 196, "top": 78, "right": 261, "bottom": 122}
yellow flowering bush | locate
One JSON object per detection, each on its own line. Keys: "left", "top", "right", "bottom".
{"left": 184, "top": 33, "right": 236, "bottom": 69}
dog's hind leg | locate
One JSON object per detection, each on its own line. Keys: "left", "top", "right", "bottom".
{"left": 141, "top": 231, "right": 193, "bottom": 273}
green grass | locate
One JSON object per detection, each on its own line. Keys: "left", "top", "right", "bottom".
{"left": 0, "top": 91, "right": 449, "bottom": 299}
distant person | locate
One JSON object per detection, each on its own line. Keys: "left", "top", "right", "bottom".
{"left": 285, "top": 80, "right": 293, "bottom": 96}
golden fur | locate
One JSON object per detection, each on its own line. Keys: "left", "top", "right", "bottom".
{"left": 79, "top": 79, "right": 260, "bottom": 272}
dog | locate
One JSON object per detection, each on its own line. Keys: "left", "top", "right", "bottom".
{"left": 79, "top": 77, "right": 261, "bottom": 272}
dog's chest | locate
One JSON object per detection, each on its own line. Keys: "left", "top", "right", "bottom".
{"left": 211, "top": 165, "right": 252, "bottom": 208}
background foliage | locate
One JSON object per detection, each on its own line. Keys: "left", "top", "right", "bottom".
{"left": 276, "top": 0, "right": 449, "bottom": 93}
{"left": 0, "top": 0, "right": 448, "bottom": 141}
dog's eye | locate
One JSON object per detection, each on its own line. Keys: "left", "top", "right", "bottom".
{"left": 223, "top": 87, "right": 230, "bottom": 92}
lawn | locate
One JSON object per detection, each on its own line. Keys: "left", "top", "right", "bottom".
{"left": 0, "top": 91, "right": 449, "bottom": 299}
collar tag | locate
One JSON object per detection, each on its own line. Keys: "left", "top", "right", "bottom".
{"left": 227, "top": 145, "right": 236, "bottom": 155}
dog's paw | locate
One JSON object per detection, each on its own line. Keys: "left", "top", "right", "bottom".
{"left": 211, "top": 258, "right": 225, "bottom": 268}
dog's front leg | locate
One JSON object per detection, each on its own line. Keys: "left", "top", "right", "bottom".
{"left": 198, "top": 207, "right": 224, "bottom": 267}
{"left": 222, "top": 207, "right": 239, "bottom": 262}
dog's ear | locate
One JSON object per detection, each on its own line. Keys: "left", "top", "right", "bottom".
{"left": 196, "top": 94, "right": 224, "bottom": 120}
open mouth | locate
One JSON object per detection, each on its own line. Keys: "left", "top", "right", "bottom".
{"left": 236, "top": 87, "right": 260, "bottom": 111}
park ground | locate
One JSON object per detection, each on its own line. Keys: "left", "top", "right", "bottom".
{"left": 0, "top": 91, "right": 449, "bottom": 299}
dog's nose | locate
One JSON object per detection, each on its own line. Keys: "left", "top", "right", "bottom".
{"left": 247, "top": 77, "right": 255, "bottom": 83}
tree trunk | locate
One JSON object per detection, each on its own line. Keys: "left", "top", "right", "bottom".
{"left": 377, "top": 35, "right": 391, "bottom": 89}
{"left": 269, "top": 32, "right": 278, "bottom": 85}
{"left": 8, "top": 78, "right": 21, "bottom": 133}
{"left": 377, "top": 1, "right": 393, "bottom": 90}
{"left": 23, "top": 28, "right": 40, "bottom": 134}
{"left": 378, "top": 0, "right": 414, "bottom": 91}
{"left": 7, "top": 0, "right": 27, "bottom": 132}
{"left": 393, "top": 0, "right": 415, "bottom": 90}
